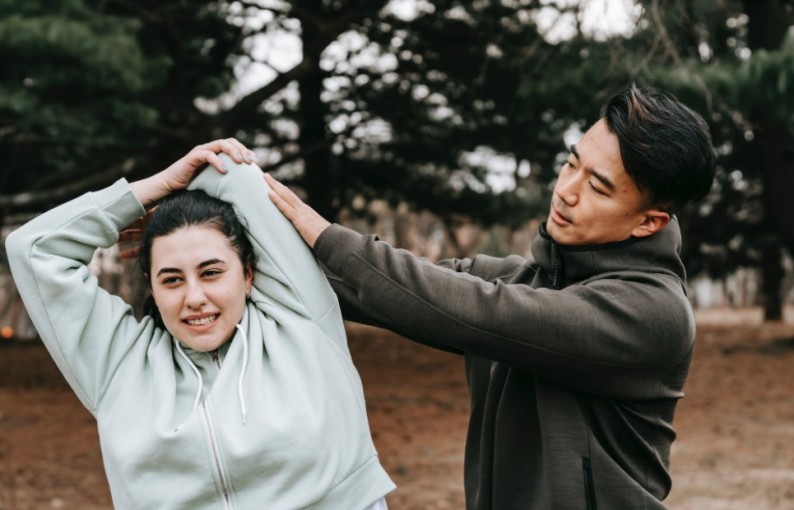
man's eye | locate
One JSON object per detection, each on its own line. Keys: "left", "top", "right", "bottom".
{"left": 589, "top": 182, "right": 606, "bottom": 195}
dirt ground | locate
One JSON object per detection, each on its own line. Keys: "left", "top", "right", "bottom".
{"left": 1, "top": 308, "right": 793, "bottom": 510}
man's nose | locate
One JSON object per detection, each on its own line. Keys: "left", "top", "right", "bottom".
{"left": 556, "top": 175, "right": 579, "bottom": 206}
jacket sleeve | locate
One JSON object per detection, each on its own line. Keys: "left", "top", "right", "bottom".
{"left": 187, "top": 157, "right": 344, "bottom": 342}
{"left": 315, "top": 224, "right": 695, "bottom": 399}
{"left": 323, "top": 250, "right": 531, "bottom": 355}
{"left": 5, "top": 180, "right": 155, "bottom": 412}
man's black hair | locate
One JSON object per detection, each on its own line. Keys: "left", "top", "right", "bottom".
{"left": 601, "top": 84, "right": 716, "bottom": 212}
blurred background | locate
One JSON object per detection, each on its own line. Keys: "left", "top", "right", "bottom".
{"left": 1, "top": 0, "right": 794, "bottom": 509}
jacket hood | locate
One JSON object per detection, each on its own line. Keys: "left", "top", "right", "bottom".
{"left": 532, "top": 217, "right": 687, "bottom": 288}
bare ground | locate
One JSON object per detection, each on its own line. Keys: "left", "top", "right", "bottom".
{"left": 1, "top": 308, "right": 793, "bottom": 509}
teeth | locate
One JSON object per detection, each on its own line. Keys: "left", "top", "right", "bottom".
{"left": 186, "top": 315, "right": 217, "bottom": 326}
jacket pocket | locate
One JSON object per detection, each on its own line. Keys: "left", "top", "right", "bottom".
{"left": 582, "top": 457, "right": 597, "bottom": 510}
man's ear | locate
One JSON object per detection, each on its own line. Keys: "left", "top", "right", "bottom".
{"left": 631, "top": 210, "right": 670, "bottom": 238}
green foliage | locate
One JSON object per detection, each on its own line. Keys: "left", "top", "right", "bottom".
{"left": 0, "top": 0, "right": 244, "bottom": 209}
{"left": 5, "top": 0, "right": 792, "bottom": 280}
{"left": 629, "top": 0, "right": 794, "bottom": 290}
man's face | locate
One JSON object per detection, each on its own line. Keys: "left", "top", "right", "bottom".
{"left": 545, "top": 119, "right": 669, "bottom": 246}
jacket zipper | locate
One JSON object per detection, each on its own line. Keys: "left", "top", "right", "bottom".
{"left": 582, "top": 457, "right": 597, "bottom": 510}
{"left": 551, "top": 243, "right": 562, "bottom": 289}
{"left": 202, "top": 402, "right": 233, "bottom": 510}
{"left": 204, "top": 350, "right": 232, "bottom": 509}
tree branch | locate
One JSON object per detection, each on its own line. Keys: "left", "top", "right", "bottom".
{"left": 219, "top": 58, "right": 313, "bottom": 130}
{"left": 0, "top": 158, "right": 138, "bottom": 211}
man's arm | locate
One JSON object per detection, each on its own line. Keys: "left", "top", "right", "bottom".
{"left": 315, "top": 225, "right": 694, "bottom": 400}
{"left": 266, "top": 175, "right": 695, "bottom": 401}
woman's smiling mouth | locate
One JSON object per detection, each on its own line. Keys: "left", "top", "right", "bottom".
{"left": 184, "top": 314, "right": 219, "bottom": 327}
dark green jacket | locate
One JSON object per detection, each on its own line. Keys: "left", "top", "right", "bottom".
{"left": 315, "top": 219, "right": 694, "bottom": 510}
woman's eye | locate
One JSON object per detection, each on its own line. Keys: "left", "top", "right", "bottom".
{"left": 162, "top": 276, "right": 182, "bottom": 285}
{"left": 202, "top": 269, "right": 222, "bottom": 278}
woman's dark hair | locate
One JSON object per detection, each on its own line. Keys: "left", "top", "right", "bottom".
{"left": 601, "top": 84, "right": 716, "bottom": 213}
{"left": 140, "top": 190, "right": 256, "bottom": 324}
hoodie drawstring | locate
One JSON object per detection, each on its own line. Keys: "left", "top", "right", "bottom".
{"left": 174, "top": 341, "right": 204, "bottom": 431}
{"left": 173, "top": 324, "right": 250, "bottom": 430}
{"left": 235, "top": 323, "right": 249, "bottom": 425}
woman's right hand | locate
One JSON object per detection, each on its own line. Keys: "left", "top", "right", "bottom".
{"left": 158, "top": 138, "right": 255, "bottom": 194}
{"left": 130, "top": 138, "right": 256, "bottom": 208}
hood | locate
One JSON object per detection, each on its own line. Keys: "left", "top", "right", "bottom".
{"left": 531, "top": 217, "right": 687, "bottom": 289}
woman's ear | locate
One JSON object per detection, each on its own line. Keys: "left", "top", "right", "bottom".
{"left": 244, "top": 265, "right": 254, "bottom": 294}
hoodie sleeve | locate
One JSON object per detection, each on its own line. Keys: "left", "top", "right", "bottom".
{"left": 5, "top": 180, "right": 155, "bottom": 412}
{"left": 187, "top": 156, "right": 343, "bottom": 342}
{"left": 315, "top": 224, "right": 695, "bottom": 400}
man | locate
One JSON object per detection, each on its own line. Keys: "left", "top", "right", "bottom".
{"left": 265, "top": 84, "right": 716, "bottom": 509}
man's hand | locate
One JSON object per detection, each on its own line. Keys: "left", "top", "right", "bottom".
{"left": 264, "top": 173, "right": 331, "bottom": 248}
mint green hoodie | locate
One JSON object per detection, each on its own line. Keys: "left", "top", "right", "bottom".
{"left": 6, "top": 158, "right": 394, "bottom": 509}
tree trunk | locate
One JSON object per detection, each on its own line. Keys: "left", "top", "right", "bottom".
{"left": 743, "top": 0, "right": 789, "bottom": 51}
{"left": 296, "top": 10, "right": 336, "bottom": 221}
{"left": 744, "top": 0, "right": 794, "bottom": 321}
{"left": 760, "top": 240, "right": 784, "bottom": 321}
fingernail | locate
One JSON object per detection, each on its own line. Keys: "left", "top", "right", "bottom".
{"left": 236, "top": 152, "right": 243, "bottom": 161}
{"left": 245, "top": 153, "right": 252, "bottom": 162}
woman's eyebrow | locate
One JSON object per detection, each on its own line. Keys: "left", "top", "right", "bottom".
{"left": 156, "top": 259, "right": 226, "bottom": 277}
{"left": 198, "top": 258, "right": 226, "bottom": 269}
{"left": 156, "top": 267, "right": 182, "bottom": 277}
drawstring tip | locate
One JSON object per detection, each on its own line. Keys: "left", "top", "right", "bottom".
{"left": 241, "top": 412, "right": 247, "bottom": 425}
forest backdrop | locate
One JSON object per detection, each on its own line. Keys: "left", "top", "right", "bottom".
{"left": 2, "top": 0, "right": 794, "bottom": 319}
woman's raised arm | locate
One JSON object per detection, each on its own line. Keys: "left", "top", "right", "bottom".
{"left": 187, "top": 155, "right": 341, "bottom": 330}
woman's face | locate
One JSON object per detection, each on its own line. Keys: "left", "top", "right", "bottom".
{"left": 149, "top": 225, "right": 253, "bottom": 352}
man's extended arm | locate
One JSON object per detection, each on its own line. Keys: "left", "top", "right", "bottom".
{"left": 266, "top": 175, "right": 695, "bottom": 401}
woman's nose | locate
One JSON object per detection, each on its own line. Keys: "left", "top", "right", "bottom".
{"left": 184, "top": 282, "right": 207, "bottom": 308}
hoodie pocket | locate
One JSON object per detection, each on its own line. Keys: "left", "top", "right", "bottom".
{"left": 582, "top": 457, "right": 597, "bottom": 510}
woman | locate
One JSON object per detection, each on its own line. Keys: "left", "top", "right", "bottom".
{"left": 6, "top": 139, "right": 394, "bottom": 509}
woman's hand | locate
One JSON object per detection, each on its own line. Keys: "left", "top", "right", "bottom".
{"left": 159, "top": 138, "right": 255, "bottom": 193}
{"left": 118, "top": 209, "right": 154, "bottom": 259}
{"left": 130, "top": 138, "right": 256, "bottom": 208}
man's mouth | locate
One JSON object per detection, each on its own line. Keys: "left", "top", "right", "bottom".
{"left": 184, "top": 314, "right": 219, "bottom": 327}
{"left": 551, "top": 206, "right": 573, "bottom": 225}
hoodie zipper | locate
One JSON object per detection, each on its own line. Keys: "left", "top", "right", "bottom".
{"left": 203, "top": 350, "right": 233, "bottom": 509}
{"left": 202, "top": 401, "right": 233, "bottom": 510}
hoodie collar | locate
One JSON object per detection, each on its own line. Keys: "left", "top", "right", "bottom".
{"left": 172, "top": 308, "right": 252, "bottom": 427}
{"left": 531, "top": 217, "right": 686, "bottom": 288}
